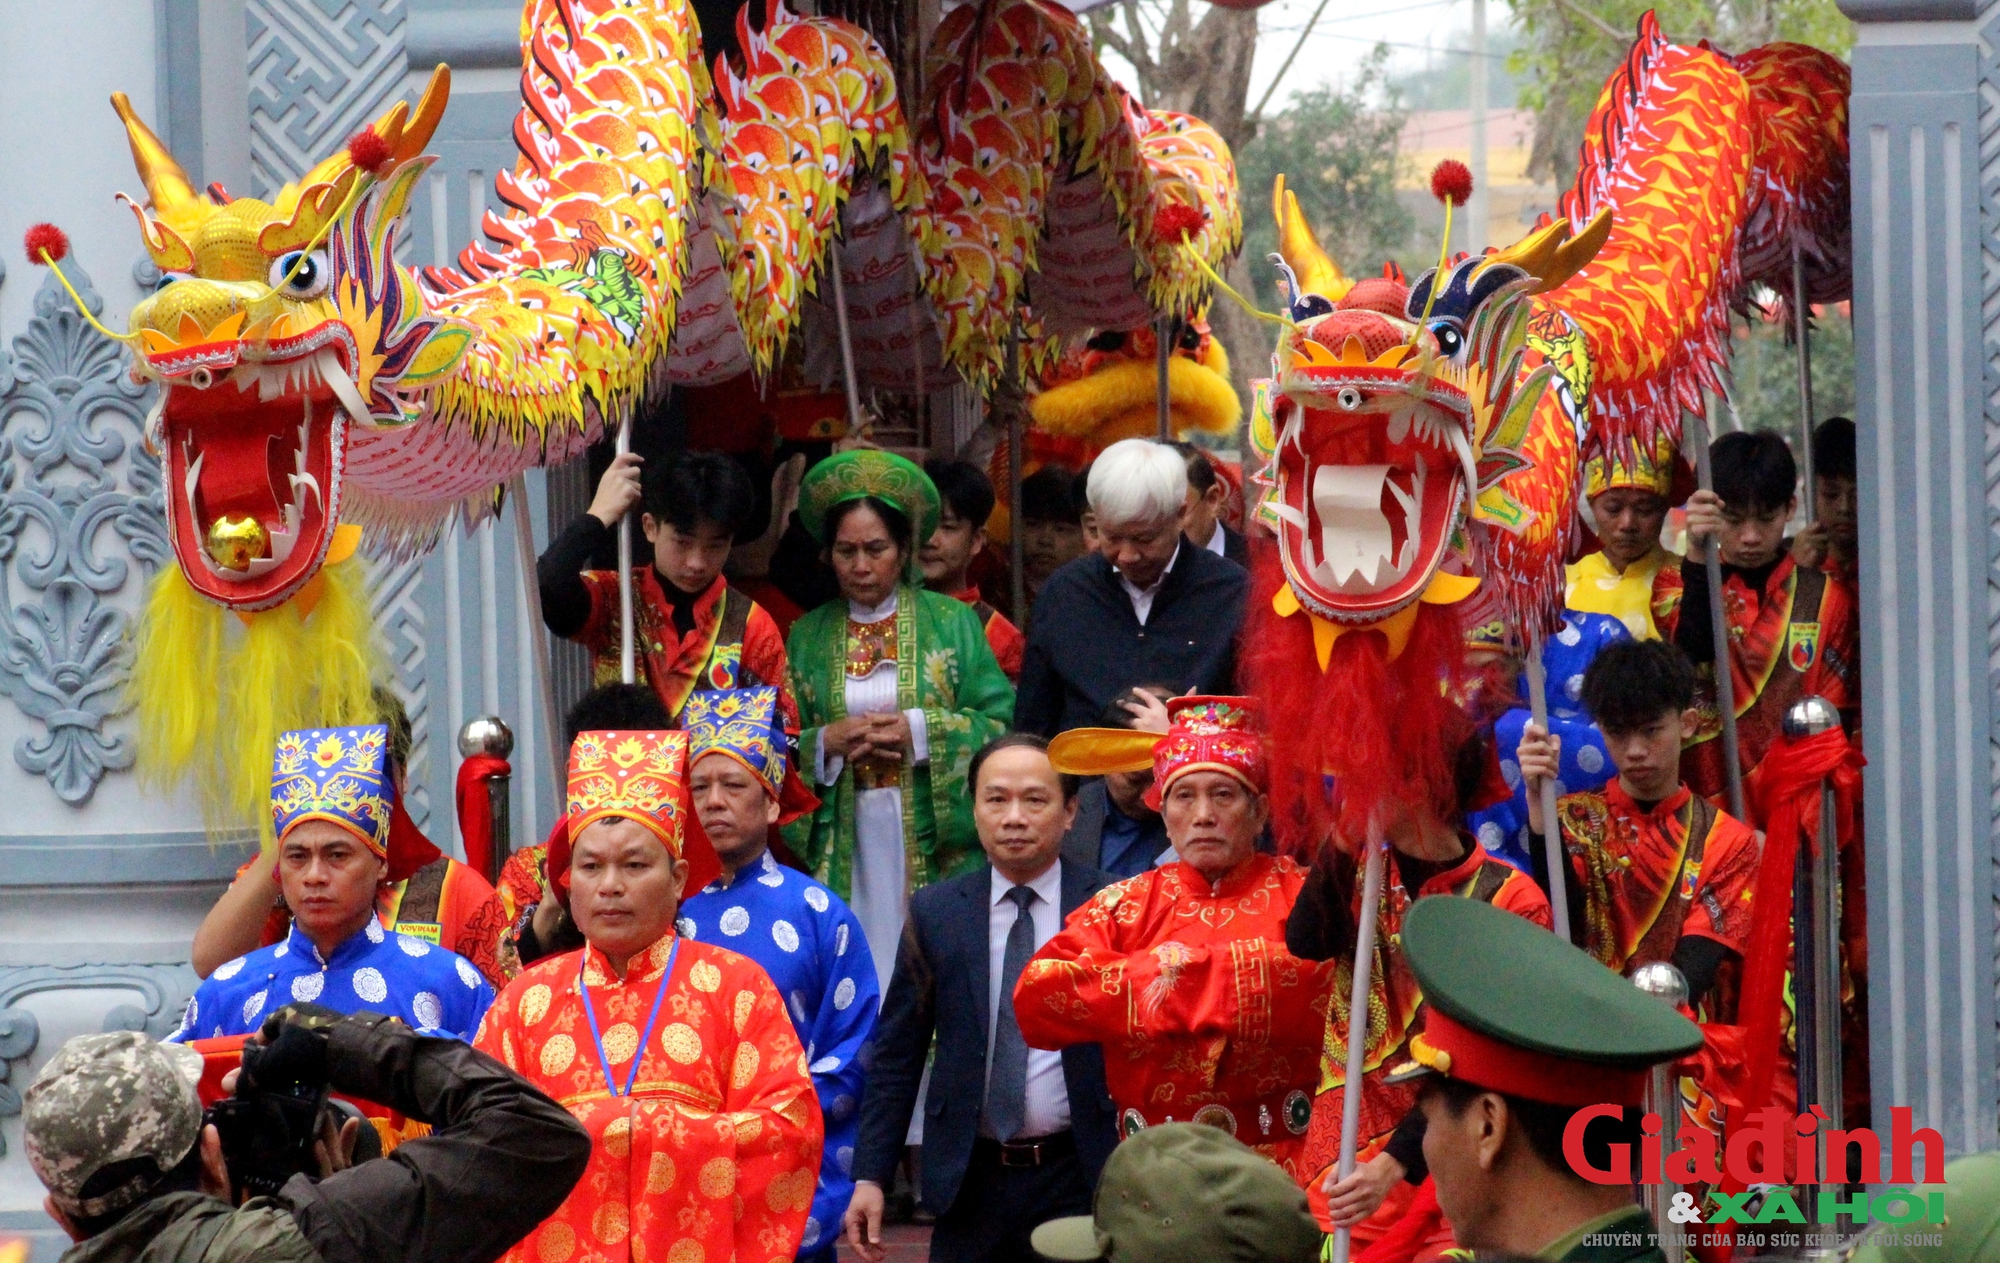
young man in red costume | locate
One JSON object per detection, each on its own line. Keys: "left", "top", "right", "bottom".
{"left": 1676, "top": 431, "right": 1858, "bottom": 802}
{"left": 921, "top": 459, "right": 1025, "bottom": 682}
{"left": 538, "top": 448, "right": 799, "bottom": 731}
{"left": 1517, "top": 638, "right": 1759, "bottom": 1156}
{"left": 1018, "top": 697, "right": 1339, "bottom": 1182}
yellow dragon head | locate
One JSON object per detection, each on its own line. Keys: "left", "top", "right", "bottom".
{"left": 115, "top": 67, "right": 472, "bottom": 611}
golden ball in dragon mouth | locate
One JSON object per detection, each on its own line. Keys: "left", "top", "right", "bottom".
{"left": 205, "top": 514, "right": 268, "bottom": 571}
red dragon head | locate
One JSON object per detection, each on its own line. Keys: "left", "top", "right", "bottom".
{"left": 113, "top": 68, "right": 472, "bottom": 612}
{"left": 1249, "top": 176, "right": 1611, "bottom": 638}
{"left": 1244, "top": 177, "right": 1610, "bottom": 846}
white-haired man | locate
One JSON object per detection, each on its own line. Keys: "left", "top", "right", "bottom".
{"left": 1015, "top": 438, "right": 1248, "bottom": 736}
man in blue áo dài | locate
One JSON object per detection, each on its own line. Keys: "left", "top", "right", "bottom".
{"left": 675, "top": 687, "right": 878, "bottom": 1263}
{"left": 170, "top": 725, "right": 495, "bottom": 1043}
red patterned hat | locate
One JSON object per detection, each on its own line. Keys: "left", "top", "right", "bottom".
{"left": 1145, "top": 696, "right": 1267, "bottom": 809}
{"left": 565, "top": 730, "right": 689, "bottom": 858}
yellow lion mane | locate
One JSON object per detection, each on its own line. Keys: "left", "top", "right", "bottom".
{"left": 130, "top": 560, "right": 382, "bottom": 844}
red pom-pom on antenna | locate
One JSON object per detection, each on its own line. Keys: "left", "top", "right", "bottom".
{"left": 1429, "top": 159, "right": 1474, "bottom": 206}
{"left": 346, "top": 128, "right": 392, "bottom": 176}
{"left": 24, "top": 223, "right": 70, "bottom": 267}
{"left": 1152, "top": 202, "right": 1206, "bottom": 246}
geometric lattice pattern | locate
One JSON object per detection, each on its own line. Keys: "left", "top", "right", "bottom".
{"left": 247, "top": 0, "right": 434, "bottom": 824}
{"left": 246, "top": 0, "right": 406, "bottom": 197}
{"left": 1978, "top": 0, "right": 2000, "bottom": 1108}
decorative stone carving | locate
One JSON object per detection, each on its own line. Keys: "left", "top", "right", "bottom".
{"left": 0, "top": 960, "right": 198, "bottom": 1155}
{"left": 0, "top": 263, "right": 168, "bottom": 804}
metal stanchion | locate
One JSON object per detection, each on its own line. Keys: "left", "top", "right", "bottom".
{"left": 1155, "top": 313, "right": 1173, "bottom": 440}
{"left": 460, "top": 716, "right": 515, "bottom": 883}
{"left": 1782, "top": 696, "right": 1844, "bottom": 1226}
{"left": 1631, "top": 963, "right": 1688, "bottom": 1263}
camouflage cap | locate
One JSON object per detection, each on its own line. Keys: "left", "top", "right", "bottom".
{"left": 24, "top": 1031, "right": 205, "bottom": 1218}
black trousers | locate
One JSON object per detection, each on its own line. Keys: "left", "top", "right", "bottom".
{"left": 929, "top": 1136, "right": 1093, "bottom": 1263}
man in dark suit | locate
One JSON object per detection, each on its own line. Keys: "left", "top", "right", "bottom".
{"left": 1015, "top": 440, "right": 1248, "bottom": 736}
{"left": 1061, "top": 685, "right": 1174, "bottom": 880}
{"left": 1171, "top": 440, "right": 1248, "bottom": 567}
{"left": 845, "top": 735, "right": 1117, "bottom": 1263}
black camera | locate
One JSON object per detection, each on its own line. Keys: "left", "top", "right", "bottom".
{"left": 203, "top": 1040, "right": 327, "bottom": 1199}
{"left": 202, "top": 1005, "right": 379, "bottom": 1200}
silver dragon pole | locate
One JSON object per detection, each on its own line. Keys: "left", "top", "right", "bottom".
{"left": 616, "top": 413, "right": 635, "bottom": 684}
{"left": 1689, "top": 410, "right": 1747, "bottom": 822}
{"left": 1329, "top": 829, "right": 1387, "bottom": 1263}
{"left": 1524, "top": 626, "right": 1572, "bottom": 943}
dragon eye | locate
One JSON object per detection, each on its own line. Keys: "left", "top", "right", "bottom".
{"left": 154, "top": 272, "right": 189, "bottom": 293}
{"left": 1428, "top": 321, "right": 1465, "bottom": 358}
{"left": 270, "top": 250, "right": 328, "bottom": 299}
{"left": 1336, "top": 387, "right": 1364, "bottom": 411}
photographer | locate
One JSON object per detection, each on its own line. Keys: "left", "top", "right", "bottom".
{"left": 25, "top": 1007, "right": 588, "bottom": 1263}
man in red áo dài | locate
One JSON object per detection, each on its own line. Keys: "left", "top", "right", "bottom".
{"left": 476, "top": 728, "right": 821, "bottom": 1263}
{"left": 1017, "top": 697, "right": 1338, "bottom": 1182}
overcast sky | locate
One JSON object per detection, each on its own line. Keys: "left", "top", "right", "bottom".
{"left": 1086, "top": 0, "right": 1492, "bottom": 110}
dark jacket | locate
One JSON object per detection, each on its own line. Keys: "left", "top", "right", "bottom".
{"left": 1215, "top": 524, "right": 1249, "bottom": 568}
{"left": 63, "top": 1014, "right": 590, "bottom": 1263}
{"left": 1013, "top": 543, "right": 1247, "bottom": 737}
{"left": 1061, "top": 780, "right": 1170, "bottom": 880}
{"left": 852, "top": 861, "right": 1118, "bottom": 1213}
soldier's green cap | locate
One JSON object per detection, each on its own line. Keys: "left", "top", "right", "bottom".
{"left": 1384, "top": 898, "right": 1704, "bottom": 1106}
{"left": 1030, "top": 1123, "right": 1322, "bottom": 1263}
{"left": 1846, "top": 1153, "right": 2000, "bottom": 1263}
{"left": 23, "top": 1031, "right": 205, "bottom": 1219}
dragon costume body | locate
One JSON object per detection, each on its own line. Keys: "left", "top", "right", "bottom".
{"left": 102, "top": 0, "right": 1240, "bottom": 830}
{"left": 1241, "top": 14, "right": 1850, "bottom": 1222}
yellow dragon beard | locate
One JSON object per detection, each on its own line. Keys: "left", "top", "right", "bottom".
{"left": 130, "top": 559, "right": 382, "bottom": 846}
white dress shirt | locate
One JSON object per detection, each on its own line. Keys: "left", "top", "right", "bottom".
{"left": 1115, "top": 542, "right": 1181, "bottom": 626}
{"left": 983, "top": 861, "right": 1071, "bottom": 1139}
{"left": 1201, "top": 522, "right": 1226, "bottom": 556}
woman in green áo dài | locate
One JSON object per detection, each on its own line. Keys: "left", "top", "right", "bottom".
{"left": 783, "top": 451, "right": 1014, "bottom": 990}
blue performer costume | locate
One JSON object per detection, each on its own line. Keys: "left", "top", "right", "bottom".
{"left": 1468, "top": 611, "right": 1631, "bottom": 870}
{"left": 170, "top": 725, "right": 495, "bottom": 1042}
{"left": 673, "top": 687, "right": 879, "bottom": 1263}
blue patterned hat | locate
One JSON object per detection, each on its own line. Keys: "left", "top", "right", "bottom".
{"left": 682, "top": 687, "right": 788, "bottom": 798}
{"left": 271, "top": 725, "right": 395, "bottom": 857}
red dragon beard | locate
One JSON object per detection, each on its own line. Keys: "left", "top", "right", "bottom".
{"left": 1242, "top": 538, "right": 1476, "bottom": 856}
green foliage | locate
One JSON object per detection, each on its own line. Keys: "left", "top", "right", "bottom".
{"left": 1505, "top": 0, "right": 1853, "bottom": 188}
{"left": 1235, "top": 46, "right": 1415, "bottom": 309}
{"left": 1722, "top": 302, "right": 1854, "bottom": 439}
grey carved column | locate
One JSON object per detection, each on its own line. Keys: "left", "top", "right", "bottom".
{"left": 1844, "top": 0, "right": 2000, "bottom": 1155}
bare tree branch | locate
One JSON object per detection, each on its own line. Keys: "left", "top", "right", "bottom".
{"left": 1554, "top": 0, "right": 1629, "bottom": 44}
